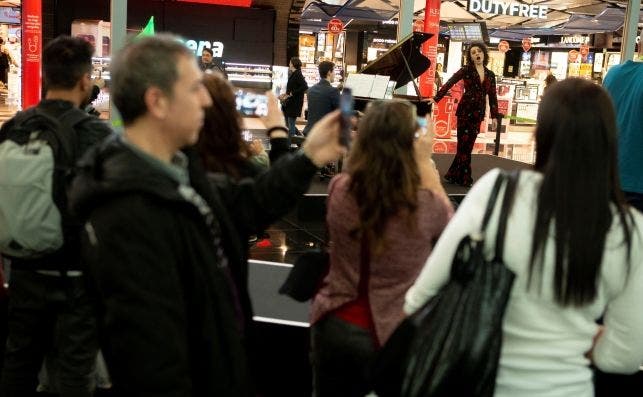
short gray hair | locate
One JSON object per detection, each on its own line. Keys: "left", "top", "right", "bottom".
{"left": 111, "top": 33, "right": 193, "bottom": 125}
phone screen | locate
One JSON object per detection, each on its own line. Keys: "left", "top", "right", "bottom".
{"left": 242, "top": 130, "right": 253, "bottom": 142}
{"left": 235, "top": 90, "right": 268, "bottom": 117}
{"left": 339, "top": 87, "right": 354, "bottom": 147}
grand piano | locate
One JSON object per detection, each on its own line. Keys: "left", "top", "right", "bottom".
{"left": 350, "top": 31, "right": 433, "bottom": 116}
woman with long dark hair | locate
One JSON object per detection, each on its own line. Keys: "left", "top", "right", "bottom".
{"left": 429, "top": 41, "right": 502, "bottom": 187}
{"left": 406, "top": 78, "right": 643, "bottom": 397}
{"left": 310, "top": 100, "right": 453, "bottom": 397}
{"left": 196, "top": 71, "right": 289, "bottom": 179}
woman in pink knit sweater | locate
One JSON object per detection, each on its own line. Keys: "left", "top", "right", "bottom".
{"left": 310, "top": 100, "right": 453, "bottom": 397}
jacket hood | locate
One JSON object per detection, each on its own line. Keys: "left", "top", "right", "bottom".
{"left": 69, "top": 134, "right": 184, "bottom": 220}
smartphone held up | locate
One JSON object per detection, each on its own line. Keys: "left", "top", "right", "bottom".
{"left": 235, "top": 90, "right": 268, "bottom": 117}
{"left": 339, "top": 87, "right": 354, "bottom": 148}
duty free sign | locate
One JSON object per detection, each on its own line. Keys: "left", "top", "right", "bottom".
{"left": 468, "top": 0, "right": 548, "bottom": 19}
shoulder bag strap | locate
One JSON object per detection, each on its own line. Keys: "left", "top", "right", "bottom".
{"left": 493, "top": 170, "right": 520, "bottom": 262}
{"left": 480, "top": 171, "right": 507, "bottom": 234}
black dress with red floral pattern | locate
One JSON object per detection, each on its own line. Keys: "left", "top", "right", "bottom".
{"left": 434, "top": 65, "right": 501, "bottom": 186}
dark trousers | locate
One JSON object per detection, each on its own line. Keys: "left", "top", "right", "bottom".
{"left": 445, "top": 117, "right": 481, "bottom": 186}
{"left": 624, "top": 191, "right": 643, "bottom": 213}
{"left": 311, "top": 316, "right": 376, "bottom": 397}
{"left": 0, "top": 270, "right": 98, "bottom": 397}
{"left": 286, "top": 117, "right": 299, "bottom": 137}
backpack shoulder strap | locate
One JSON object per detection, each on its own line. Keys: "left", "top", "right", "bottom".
{"left": 42, "top": 107, "right": 90, "bottom": 162}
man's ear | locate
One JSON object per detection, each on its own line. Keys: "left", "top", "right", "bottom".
{"left": 144, "top": 86, "right": 169, "bottom": 120}
{"left": 80, "top": 73, "right": 92, "bottom": 94}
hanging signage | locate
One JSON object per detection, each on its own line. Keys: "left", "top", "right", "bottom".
{"left": 327, "top": 18, "right": 343, "bottom": 34}
{"left": 22, "top": 0, "right": 42, "bottom": 108}
{"left": 498, "top": 40, "right": 509, "bottom": 53}
{"left": 522, "top": 37, "right": 532, "bottom": 52}
{"left": 468, "top": 0, "right": 548, "bottom": 19}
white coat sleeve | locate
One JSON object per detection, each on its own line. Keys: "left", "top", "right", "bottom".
{"left": 593, "top": 224, "right": 643, "bottom": 373}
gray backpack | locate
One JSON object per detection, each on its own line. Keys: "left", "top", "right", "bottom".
{"left": 0, "top": 107, "right": 89, "bottom": 258}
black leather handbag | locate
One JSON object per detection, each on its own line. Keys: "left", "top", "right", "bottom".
{"left": 371, "top": 171, "right": 519, "bottom": 397}
{"left": 278, "top": 249, "right": 329, "bottom": 302}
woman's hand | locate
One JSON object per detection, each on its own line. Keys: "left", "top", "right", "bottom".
{"left": 261, "top": 91, "right": 287, "bottom": 130}
{"left": 413, "top": 117, "right": 435, "bottom": 161}
{"left": 248, "top": 139, "right": 266, "bottom": 156}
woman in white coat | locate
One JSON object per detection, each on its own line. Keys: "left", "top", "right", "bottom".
{"left": 405, "top": 78, "right": 643, "bottom": 397}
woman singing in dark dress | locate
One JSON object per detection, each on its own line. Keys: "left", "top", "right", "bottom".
{"left": 429, "top": 42, "right": 502, "bottom": 187}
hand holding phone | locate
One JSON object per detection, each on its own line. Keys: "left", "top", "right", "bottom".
{"left": 235, "top": 90, "right": 269, "bottom": 117}
{"left": 339, "top": 88, "right": 354, "bottom": 148}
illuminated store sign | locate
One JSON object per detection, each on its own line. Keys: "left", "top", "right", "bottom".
{"left": 373, "top": 38, "right": 397, "bottom": 44}
{"left": 468, "top": 0, "right": 548, "bottom": 19}
{"left": 560, "top": 35, "right": 590, "bottom": 44}
{"left": 181, "top": 39, "right": 225, "bottom": 57}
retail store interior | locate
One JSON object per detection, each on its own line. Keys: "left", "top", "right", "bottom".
{"left": 0, "top": 1, "right": 641, "bottom": 395}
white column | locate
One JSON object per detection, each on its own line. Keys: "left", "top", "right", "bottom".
{"left": 396, "top": 0, "right": 415, "bottom": 94}
{"left": 110, "top": 0, "right": 127, "bottom": 126}
{"left": 397, "top": 0, "right": 414, "bottom": 40}
{"left": 620, "top": 0, "right": 641, "bottom": 62}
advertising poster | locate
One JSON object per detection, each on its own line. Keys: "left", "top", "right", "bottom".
{"left": 550, "top": 52, "right": 568, "bottom": 80}
{"left": 22, "top": 0, "right": 41, "bottom": 108}
{"left": 433, "top": 96, "right": 455, "bottom": 139}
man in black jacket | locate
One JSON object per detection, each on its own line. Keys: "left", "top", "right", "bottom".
{"left": 68, "top": 34, "right": 345, "bottom": 397}
{"left": 302, "top": 61, "right": 339, "bottom": 136}
{"left": 0, "top": 36, "right": 113, "bottom": 397}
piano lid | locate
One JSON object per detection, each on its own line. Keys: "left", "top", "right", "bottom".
{"left": 359, "top": 31, "right": 433, "bottom": 90}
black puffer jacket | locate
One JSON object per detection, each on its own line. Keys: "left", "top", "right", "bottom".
{"left": 69, "top": 135, "right": 318, "bottom": 396}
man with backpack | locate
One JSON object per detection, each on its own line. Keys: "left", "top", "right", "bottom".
{"left": 0, "top": 35, "right": 113, "bottom": 397}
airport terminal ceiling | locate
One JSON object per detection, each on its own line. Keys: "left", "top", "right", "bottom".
{"left": 292, "top": 0, "right": 642, "bottom": 32}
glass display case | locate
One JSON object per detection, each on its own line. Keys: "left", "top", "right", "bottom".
{"left": 91, "top": 56, "right": 111, "bottom": 117}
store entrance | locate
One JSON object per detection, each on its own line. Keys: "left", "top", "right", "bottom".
{"left": 0, "top": 5, "right": 21, "bottom": 124}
